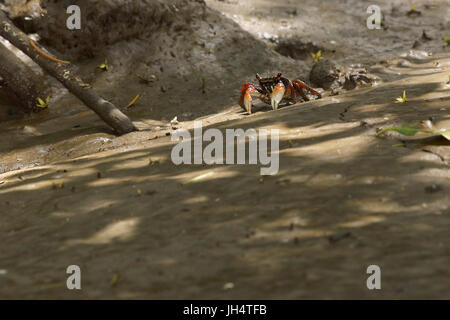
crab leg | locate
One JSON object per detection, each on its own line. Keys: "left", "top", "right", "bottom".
{"left": 239, "top": 83, "right": 262, "bottom": 114}
{"left": 292, "top": 79, "right": 322, "bottom": 99}
{"left": 270, "top": 81, "right": 285, "bottom": 110}
{"left": 292, "top": 83, "right": 309, "bottom": 101}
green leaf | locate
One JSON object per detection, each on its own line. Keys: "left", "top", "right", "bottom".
{"left": 98, "top": 58, "right": 109, "bottom": 71}
{"left": 444, "top": 35, "right": 450, "bottom": 46}
{"left": 377, "top": 123, "right": 450, "bottom": 141}
{"left": 311, "top": 50, "right": 323, "bottom": 63}
{"left": 439, "top": 130, "right": 450, "bottom": 141}
{"left": 395, "top": 127, "right": 419, "bottom": 136}
{"left": 395, "top": 90, "right": 407, "bottom": 103}
{"left": 36, "top": 96, "right": 50, "bottom": 109}
{"left": 377, "top": 123, "right": 417, "bottom": 136}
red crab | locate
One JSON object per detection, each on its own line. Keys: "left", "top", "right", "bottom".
{"left": 239, "top": 73, "right": 322, "bottom": 114}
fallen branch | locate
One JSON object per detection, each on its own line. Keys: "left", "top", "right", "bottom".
{"left": 0, "top": 10, "right": 137, "bottom": 134}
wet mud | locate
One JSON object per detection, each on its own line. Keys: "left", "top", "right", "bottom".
{"left": 0, "top": 0, "right": 449, "bottom": 299}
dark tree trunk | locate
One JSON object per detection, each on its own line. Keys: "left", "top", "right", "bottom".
{"left": 0, "top": 9, "right": 137, "bottom": 135}
{"left": 0, "top": 40, "right": 46, "bottom": 111}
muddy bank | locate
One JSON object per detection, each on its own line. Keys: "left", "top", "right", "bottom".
{"left": 207, "top": 0, "right": 450, "bottom": 65}
{"left": 0, "top": 0, "right": 449, "bottom": 175}
{"left": 0, "top": 54, "right": 449, "bottom": 299}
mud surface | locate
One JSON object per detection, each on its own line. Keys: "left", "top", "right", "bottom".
{"left": 0, "top": 0, "right": 449, "bottom": 299}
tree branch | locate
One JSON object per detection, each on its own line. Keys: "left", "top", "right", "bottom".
{"left": 0, "top": 40, "right": 46, "bottom": 111}
{"left": 0, "top": 10, "right": 137, "bottom": 134}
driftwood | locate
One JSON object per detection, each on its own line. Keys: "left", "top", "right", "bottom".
{"left": 0, "top": 40, "right": 46, "bottom": 111}
{"left": 0, "top": 10, "right": 137, "bottom": 134}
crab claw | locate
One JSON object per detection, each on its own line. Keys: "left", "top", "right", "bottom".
{"left": 270, "top": 81, "right": 285, "bottom": 110}
{"left": 239, "top": 83, "right": 260, "bottom": 114}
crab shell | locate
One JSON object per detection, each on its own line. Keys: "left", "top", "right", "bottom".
{"left": 239, "top": 73, "right": 321, "bottom": 114}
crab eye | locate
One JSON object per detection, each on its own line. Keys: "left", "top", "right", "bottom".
{"left": 277, "top": 73, "right": 282, "bottom": 77}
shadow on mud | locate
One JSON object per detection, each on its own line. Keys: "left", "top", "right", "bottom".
{"left": 0, "top": 78, "right": 449, "bottom": 298}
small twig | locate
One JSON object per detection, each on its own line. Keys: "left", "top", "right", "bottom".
{"left": 0, "top": 10, "right": 136, "bottom": 133}
{"left": 201, "top": 77, "right": 206, "bottom": 94}
{"left": 29, "top": 40, "right": 70, "bottom": 64}
{"left": 127, "top": 93, "right": 141, "bottom": 108}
